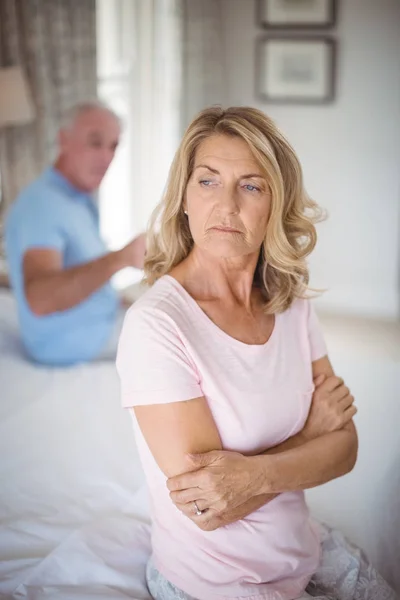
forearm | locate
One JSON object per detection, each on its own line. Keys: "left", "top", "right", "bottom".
{"left": 210, "top": 428, "right": 343, "bottom": 526}
{"left": 256, "top": 424, "right": 358, "bottom": 494}
{"left": 214, "top": 434, "right": 307, "bottom": 525}
{"left": 26, "top": 250, "right": 126, "bottom": 314}
{"left": 210, "top": 430, "right": 325, "bottom": 526}
{"left": 262, "top": 430, "right": 308, "bottom": 456}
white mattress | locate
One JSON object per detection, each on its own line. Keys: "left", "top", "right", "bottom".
{"left": 0, "top": 289, "right": 151, "bottom": 599}
{"left": 1, "top": 289, "right": 399, "bottom": 597}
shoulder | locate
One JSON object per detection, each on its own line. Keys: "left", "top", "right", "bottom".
{"left": 282, "top": 296, "right": 311, "bottom": 322}
{"left": 117, "top": 277, "right": 199, "bottom": 381}
{"left": 283, "top": 296, "right": 326, "bottom": 359}
{"left": 280, "top": 296, "right": 322, "bottom": 334}
{"left": 6, "top": 171, "right": 64, "bottom": 227}
{"left": 121, "top": 276, "right": 192, "bottom": 339}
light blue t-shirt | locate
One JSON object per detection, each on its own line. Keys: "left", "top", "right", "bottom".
{"left": 5, "top": 167, "right": 119, "bottom": 365}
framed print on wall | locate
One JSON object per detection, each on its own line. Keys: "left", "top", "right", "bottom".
{"left": 257, "top": 0, "right": 337, "bottom": 29}
{"left": 256, "top": 37, "right": 336, "bottom": 104}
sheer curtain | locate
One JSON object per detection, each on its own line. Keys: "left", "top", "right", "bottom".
{"left": 97, "top": 0, "right": 183, "bottom": 287}
{"left": 96, "top": 0, "right": 226, "bottom": 288}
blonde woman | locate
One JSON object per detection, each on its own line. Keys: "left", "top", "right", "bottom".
{"left": 117, "top": 107, "right": 395, "bottom": 600}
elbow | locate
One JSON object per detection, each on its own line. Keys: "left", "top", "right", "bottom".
{"left": 348, "top": 441, "right": 358, "bottom": 473}
{"left": 25, "top": 286, "right": 53, "bottom": 316}
{"left": 342, "top": 432, "right": 359, "bottom": 475}
{"left": 28, "top": 302, "right": 48, "bottom": 317}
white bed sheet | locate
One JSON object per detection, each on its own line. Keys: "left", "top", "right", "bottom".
{"left": 1, "top": 289, "right": 399, "bottom": 598}
{"left": 0, "top": 290, "right": 151, "bottom": 599}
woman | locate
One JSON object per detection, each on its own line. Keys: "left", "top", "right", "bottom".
{"left": 117, "top": 107, "right": 395, "bottom": 600}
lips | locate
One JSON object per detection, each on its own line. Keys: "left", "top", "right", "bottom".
{"left": 211, "top": 226, "right": 242, "bottom": 233}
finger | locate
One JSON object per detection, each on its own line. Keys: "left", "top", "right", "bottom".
{"left": 187, "top": 451, "right": 220, "bottom": 468}
{"left": 186, "top": 499, "right": 210, "bottom": 514}
{"left": 331, "top": 385, "right": 350, "bottom": 402}
{"left": 167, "top": 470, "right": 203, "bottom": 492}
{"left": 167, "top": 452, "right": 220, "bottom": 492}
{"left": 344, "top": 405, "right": 358, "bottom": 420}
{"left": 338, "top": 393, "right": 355, "bottom": 410}
{"left": 170, "top": 487, "right": 203, "bottom": 505}
{"left": 174, "top": 501, "right": 194, "bottom": 518}
{"left": 313, "top": 374, "right": 326, "bottom": 387}
{"left": 176, "top": 501, "right": 215, "bottom": 521}
{"left": 319, "top": 375, "right": 344, "bottom": 392}
{"left": 175, "top": 500, "right": 209, "bottom": 517}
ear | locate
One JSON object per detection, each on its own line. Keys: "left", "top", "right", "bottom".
{"left": 182, "top": 189, "right": 188, "bottom": 212}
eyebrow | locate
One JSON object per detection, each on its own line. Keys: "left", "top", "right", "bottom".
{"left": 194, "top": 164, "right": 265, "bottom": 179}
{"left": 87, "top": 131, "right": 102, "bottom": 139}
{"left": 87, "top": 131, "right": 119, "bottom": 145}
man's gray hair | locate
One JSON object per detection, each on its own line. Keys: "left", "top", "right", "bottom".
{"left": 59, "top": 100, "right": 122, "bottom": 130}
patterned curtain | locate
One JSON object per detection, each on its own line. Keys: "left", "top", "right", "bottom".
{"left": 0, "top": 0, "right": 97, "bottom": 215}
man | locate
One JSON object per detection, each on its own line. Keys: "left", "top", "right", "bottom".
{"left": 5, "top": 101, "right": 146, "bottom": 366}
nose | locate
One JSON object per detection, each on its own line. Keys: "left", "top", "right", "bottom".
{"left": 100, "top": 147, "right": 114, "bottom": 169}
{"left": 217, "top": 184, "right": 240, "bottom": 215}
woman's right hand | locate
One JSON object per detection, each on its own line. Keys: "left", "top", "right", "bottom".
{"left": 302, "top": 374, "right": 357, "bottom": 441}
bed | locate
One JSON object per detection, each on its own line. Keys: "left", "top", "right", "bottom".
{"left": 0, "top": 287, "right": 399, "bottom": 599}
{"left": 0, "top": 288, "right": 151, "bottom": 599}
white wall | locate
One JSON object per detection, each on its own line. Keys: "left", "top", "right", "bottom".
{"left": 306, "top": 325, "right": 400, "bottom": 592}
{"left": 221, "top": 0, "right": 400, "bottom": 319}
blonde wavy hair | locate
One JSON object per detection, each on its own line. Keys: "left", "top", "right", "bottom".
{"left": 145, "top": 106, "right": 324, "bottom": 314}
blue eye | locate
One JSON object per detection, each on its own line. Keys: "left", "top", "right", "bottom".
{"left": 199, "top": 179, "right": 213, "bottom": 186}
{"left": 243, "top": 184, "right": 261, "bottom": 193}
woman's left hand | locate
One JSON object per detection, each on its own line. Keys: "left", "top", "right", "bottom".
{"left": 167, "top": 450, "right": 266, "bottom": 527}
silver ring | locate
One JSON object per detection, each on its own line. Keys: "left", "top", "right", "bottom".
{"left": 193, "top": 500, "right": 202, "bottom": 516}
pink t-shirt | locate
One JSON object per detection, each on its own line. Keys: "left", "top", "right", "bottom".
{"left": 116, "top": 275, "right": 327, "bottom": 600}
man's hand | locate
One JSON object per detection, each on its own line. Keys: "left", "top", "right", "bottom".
{"left": 167, "top": 450, "right": 266, "bottom": 529}
{"left": 302, "top": 374, "right": 357, "bottom": 441}
{"left": 119, "top": 234, "right": 146, "bottom": 270}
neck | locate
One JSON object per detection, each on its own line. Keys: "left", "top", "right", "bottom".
{"left": 177, "top": 246, "right": 260, "bottom": 309}
{"left": 53, "top": 157, "right": 86, "bottom": 192}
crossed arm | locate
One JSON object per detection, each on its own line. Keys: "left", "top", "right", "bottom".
{"left": 133, "top": 355, "right": 358, "bottom": 530}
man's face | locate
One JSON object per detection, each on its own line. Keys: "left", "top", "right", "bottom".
{"left": 59, "top": 108, "right": 120, "bottom": 192}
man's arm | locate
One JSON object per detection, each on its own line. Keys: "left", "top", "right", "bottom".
{"left": 23, "top": 234, "right": 146, "bottom": 315}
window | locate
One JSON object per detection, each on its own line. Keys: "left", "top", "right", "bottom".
{"left": 96, "top": 0, "right": 182, "bottom": 287}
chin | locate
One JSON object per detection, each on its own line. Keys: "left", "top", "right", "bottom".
{"left": 202, "top": 239, "right": 248, "bottom": 259}
{"left": 83, "top": 177, "right": 102, "bottom": 192}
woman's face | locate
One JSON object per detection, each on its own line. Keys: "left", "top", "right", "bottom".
{"left": 185, "top": 134, "right": 272, "bottom": 260}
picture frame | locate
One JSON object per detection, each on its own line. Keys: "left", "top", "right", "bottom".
{"left": 257, "top": 0, "right": 337, "bottom": 29}
{"left": 256, "top": 37, "right": 336, "bottom": 104}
